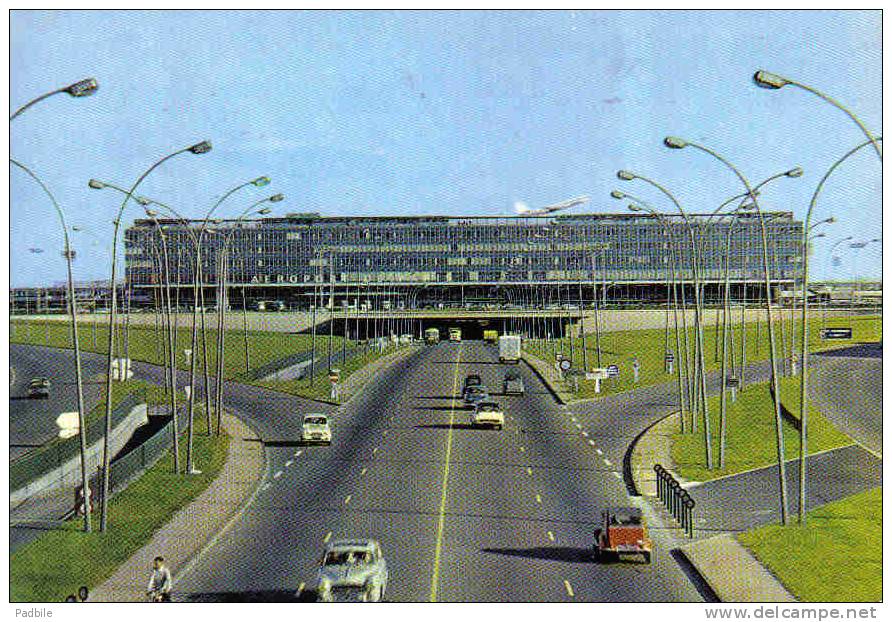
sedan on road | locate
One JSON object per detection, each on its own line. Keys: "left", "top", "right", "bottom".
{"left": 300, "top": 414, "right": 332, "bottom": 445}
{"left": 462, "top": 385, "right": 489, "bottom": 407}
{"left": 27, "top": 377, "right": 50, "bottom": 399}
{"left": 470, "top": 401, "right": 504, "bottom": 429}
{"left": 315, "top": 539, "right": 388, "bottom": 602}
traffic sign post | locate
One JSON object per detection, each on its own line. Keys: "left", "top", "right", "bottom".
{"left": 329, "top": 369, "right": 341, "bottom": 400}
{"left": 820, "top": 327, "right": 852, "bottom": 340}
{"left": 606, "top": 364, "right": 619, "bottom": 379}
{"left": 665, "top": 351, "right": 674, "bottom": 375}
{"left": 727, "top": 376, "right": 740, "bottom": 402}
{"left": 631, "top": 357, "right": 640, "bottom": 384}
{"left": 588, "top": 368, "right": 609, "bottom": 393}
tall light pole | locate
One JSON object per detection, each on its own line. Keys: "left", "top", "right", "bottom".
{"left": 91, "top": 140, "right": 212, "bottom": 530}
{"left": 11, "top": 159, "right": 91, "bottom": 533}
{"left": 663, "top": 136, "right": 790, "bottom": 524}
{"left": 798, "top": 136, "right": 880, "bottom": 524}
{"left": 10, "top": 78, "right": 98, "bottom": 121}
{"left": 753, "top": 71, "right": 882, "bottom": 160}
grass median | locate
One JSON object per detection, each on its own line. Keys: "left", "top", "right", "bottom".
{"left": 10, "top": 402, "right": 227, "bottom": 602}
{"left": 670, "top": 375, "right": 853, "bottom": 482}
{"left": 525, "top": 313, "right": 880, "bottom": 400}
{"left": 737, "top": 486, "right": 882, "bottom": 602}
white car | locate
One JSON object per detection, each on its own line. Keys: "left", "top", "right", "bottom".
{"left": 315, "top": 539, "right": 388, "bottom": 602}
{"left": 470, "top": 401, "right": 505, "bottom": 430}
{"left": 301, "top": 414, "right": 332, "bottom": 445}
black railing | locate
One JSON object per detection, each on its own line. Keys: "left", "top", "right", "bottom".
{"left": 654, "top": 463, "right": 695, "bottom": 538}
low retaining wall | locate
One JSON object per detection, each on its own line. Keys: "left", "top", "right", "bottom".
{"left": 10, "top": 397, "right": 148, "bottom": 507}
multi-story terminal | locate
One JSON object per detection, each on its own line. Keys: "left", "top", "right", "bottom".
{"left": 124, "top": 211, "right": 803, "bottom": 310}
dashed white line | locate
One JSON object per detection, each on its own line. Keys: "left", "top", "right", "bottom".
{"left": 563, "top": 580, "right": 575, "bottom": 597}
{"left": 613, "top": 471, "right": 623, "bottom": 479}
{"left": 519, "top": 446, "right": 526, "bottom": 453}
{"left": 535, "top": 494, "right": 542, "bottom": 504}
{"left": 526, "top": 467, "right": 533, "bottom": 476}
{"left": 284, "top": 460, "right": 293, "bottom": 467}
{"left": 273, "top": 470, "right": 283, "bottom": 479}
{"left": 571, "top": 416, "right": 577, "bottom": 423}
{"left": 361, "top": 467, "right": 368, "bottom": 476}
{"left": 323, "top": 531, "right": 332, "bottom": 543}
{"left": 603, "top": 458, "right": 612, "bottom": 466}
{"left": 575, "top": 423, "right": 582, "bottom": 430}
{"left": 261, "top": 483, "right": 270, "bottom": 491}
{"left": 595, "top": 449, "right": 603, "bottom": 456}
{"left": 296, "top": 582, "right": 306, "bottom": 597}
{"left": 344, "top": 495, "right": 351, "bottom": 505}
{"left": 588, "top": 440, "right": 596, "bottom": 446}
{"left": 372, "top": 447, "right": 379, "bottom": 455}
{"left": 581, "top": 431, "right": 589, "bottom": 438}
{"left": 547, "top": 531, "right": 555, "bottom": 542}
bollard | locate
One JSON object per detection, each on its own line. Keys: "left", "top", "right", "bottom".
{"left": 683, "top": 495, "right": 696, "bottom": 538}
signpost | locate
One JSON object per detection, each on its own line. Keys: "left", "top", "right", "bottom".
{"left": 820, "top": 327, "right": 852, "bottom": 340}
{"left": 665, "top": 351, "right": 674, "bottom": 374}
{"left": 631, "top": 358, "right": 640, "bottom": 383}
{"left": 329, "top": 368, "right": 341, "bottom": 401}
{"left": 727, "top": 376, "right": 740, "bottom": 402}
{"left": 588, "top": 368, "right": 609, "bottom": 393}
{"left": 606, "top": 364, "right": 619, "bottom": 378}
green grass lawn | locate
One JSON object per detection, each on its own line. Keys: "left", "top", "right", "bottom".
{"left": 737, "top": 487, "right": 882, "bottom": 602}
{"left": 10, "top": 408, "right": 228, "bottom": 602}
{"left": 670, "top": 376, "right": 853, "bottom": 482}
{"left": 9, "top": 317, "right": 342, "bottom": 382}
{"left": 526, "top": 313, "right": 880, "bottom": 399}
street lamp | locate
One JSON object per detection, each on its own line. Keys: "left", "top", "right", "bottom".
{"left": 753, "top": 70, "right": 882, "bottom": 160}
{"left": 11, "top": 159, "right": 91, "bottom": 533}
{"left": 663, "top": 135, "right": 790, "bottom": 524}
{"left": 90, "top": 140, "right": 211, "bottom": 531}
{"left": 10, "top": 78, "right": 99, "bottom": 120}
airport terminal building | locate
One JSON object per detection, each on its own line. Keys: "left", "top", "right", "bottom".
{"left": 123, "top": 212, "right": 804, "bottom": 309}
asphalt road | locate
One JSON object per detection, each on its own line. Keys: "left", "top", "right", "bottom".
{"left": 9, "top": 343, "right": 107, "bottom": 462}
{"left": 173, "top": 341, "right": 703, "bottom": 602}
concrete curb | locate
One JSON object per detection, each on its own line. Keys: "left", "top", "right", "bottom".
{"left": 88, "top": 411, "right": 265, "bottom": 602}
{"left": 520, "top": 351, "right": 571, "bottom": 404}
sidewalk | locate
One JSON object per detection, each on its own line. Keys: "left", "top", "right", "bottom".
{"left": 88, "top": 411, "right": 265, "bottom": 602}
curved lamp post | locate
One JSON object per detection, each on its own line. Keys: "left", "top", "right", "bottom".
{"left": 663, "top": 135, "right": 790, "bottom": 524}
{"left": 798, "top": 136, "right": 880, "bottom": 523}
{"left": 11, "top": 159, "right": 91, "bottom": 533}
{"left": 753, "top": 71, "right": 881, "bottom": 161}
{"left": 616, "top": 170, "right": 712, "bottom": 467}
{"left": 10, "top": 78, "right": 98, "bottom": 121}
{"left": 92, "top": 140, "right": 211, "bottom": 531}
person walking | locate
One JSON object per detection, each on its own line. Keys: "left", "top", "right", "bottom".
{"left": 147, "top": 556, "right": 172, "bottom": 602}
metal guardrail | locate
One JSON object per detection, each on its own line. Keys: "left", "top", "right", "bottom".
{"left": 654, "top": 463, "right": 695, "bottom": 538}
{"left": 10, "top": 394, "right": 142, "bottom": 492}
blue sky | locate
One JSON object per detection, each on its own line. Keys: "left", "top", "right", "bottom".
{"left": 9, "top": 10, "right": 882, "bottom": 287}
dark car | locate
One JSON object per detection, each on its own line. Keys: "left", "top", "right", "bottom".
{"left": 463, "top": 374, "right": 482, "bottom": 392}
{"left": 28, "top": 377, "right": 50, "bottom": 399}
{"left": 503, "top": 371, "right": 525, "bottom": 395}
{"left": 462, "top": 385, "right": 489, "bottom": 407}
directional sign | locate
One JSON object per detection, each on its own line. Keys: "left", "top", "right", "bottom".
{"left": 588, "top": 368, "right": 609, "bottom": 380}
{"left": 665, "top": 352, "right": 675, "bottom": 363}
{"left": 606, "top": 364, "right": 620, "bottom": 378}
{"left": 821, "top": 327, "right": 852, "bottom": 340}
{"left": 726, "top": 376, "right": 740, "bottom": 388}
{"left": 559, "top": 359, "right": 572, "bottom": 371}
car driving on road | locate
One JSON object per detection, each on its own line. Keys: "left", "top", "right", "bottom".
{"left": 503, "top": 370, "right": 524, "bottom": 395}
{"left": 462, "top": 385, "right": 488, "bottom": 407}
{"left": 470, "top": 401, "right": 504, "bottom": 429}
{"left": 27, "top": 377, "right": 50, "bottom": 399}
{"left": 300, "top": 414, "right": 332, "bottom": 445}
{"left": 463, "top": 374, "right": 482, "bottom": 392}
{"left": 315, "top": 539, "right": 388, "bottom": 602}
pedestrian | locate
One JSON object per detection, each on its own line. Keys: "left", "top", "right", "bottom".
{"left": 147, "top": 556, "right": 172, "bottom": 602}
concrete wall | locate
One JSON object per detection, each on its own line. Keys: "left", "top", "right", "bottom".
{"left": 9, "top": 403, "right": 148, "bottom": 507}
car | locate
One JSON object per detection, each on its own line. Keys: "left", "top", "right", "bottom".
{"left": 462, "top": 385, "right": 488, "bottom": 407}
{"left": 462, "top": 374, "right": 482, "bottom": 392}
{"left": 27, "top": 377, "right": 50, "bottom": 399}
{"left": 300, "top": 413, "right": 332, "bottom": 445}
{"left": 503, "top": 371, "right": 525, "bottom": 395}
{"left": 593, "top": 507, "right": 653, "bottom": 563}
{"left": 315, "top": 539, "right": 388, "bottom": 602}
{"left": 470, "top": 401, "right": 504, "bottom": 429}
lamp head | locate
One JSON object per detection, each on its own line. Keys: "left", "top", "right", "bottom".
{"left": 145, "top": 208, "right": 158, "bottom": 218}
{"left": 135, "top": 196, "right": 151, "bottom": 207}
{"left": 66, "top": 78, "right": 98, "bottom": 97}
{"left": 610, "top": 190, "right": 626, "bottom": 200}
{"left": 811, "top": 232, "right": 826, "bottom": 240}
{"left": 627, "top": 204, "right": 643, "bottom": 212}
{"left": 252, "top": 176, "right": 271, "bottom": 187}
{"left": 753, "top": 70, "right": 789, "bottom": 90}
{"left": 88, "top": 179, "right": 106, "bottom": 190}
{"left": 663, "top": 136, "right": 687, "bottom": 149}
{"left": 616, "top": 170, "right": 635, "bottom": 181}
{"left": 785, "top": 167, "right": 804, "bottom": 178}
{"left": 188, "top": 140, "right": 213, "bottom": 155}
{"left": 257, "top": 208, "right": 272, "bottom": 215}
{"left": 269, "top": 193, "right": 285, "bottom": 202}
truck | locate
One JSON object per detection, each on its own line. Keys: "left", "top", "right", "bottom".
{"left": 424, "top": 327, "right": 440, "bottom": 344}
{"left": 498, "top": 334, "right": 521, "bottom": 363}
{"left": 483, "top": 329, "right": 498, "bottom": 343}
{"left": 449, "top": 327, "right": 462, "bottom": 342}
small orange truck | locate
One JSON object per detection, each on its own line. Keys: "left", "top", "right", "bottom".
{"left": 592, "top": 507, "right": 652, "bottom": 563}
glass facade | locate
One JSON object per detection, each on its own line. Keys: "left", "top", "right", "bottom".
{"left": 124, "top": 212, "right": 802, "bottom": 306}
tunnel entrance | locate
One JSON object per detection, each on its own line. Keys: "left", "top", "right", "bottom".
{"left": 312, "top": 313, "right": 574, "bottom": 340}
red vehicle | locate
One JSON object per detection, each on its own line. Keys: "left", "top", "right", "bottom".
{"left": 593, "top": 507, "right": 652, "bottom": 563}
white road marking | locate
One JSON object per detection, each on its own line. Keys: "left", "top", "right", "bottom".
{"left": 295, "top": 450, "right": 303, "bottom": 457}
{"left": 603, "top": 458, "right": 612, "bottom": 466}
{"left": 581, "top": 431, "right": 589, "bottom": 437}
{"left": 344, "top": 495, "right": 351, "bottom": 505}
{"left": 296, "top": 582, "right": 305, "bottom": 596}
{"left": 595, "top": 449, "right": 603, "bottom": 456}
{"left": 588, "top": 440, "right": 595, "bottom": 446}
{"left": 361, "top": 467, "right": 368, "bottom": 476}
{"left": 519, "top": 446, "right": 526, "bottom": 453}
{"left": 372, "top": 447, "right": 379, "bottom": 454}
{"left": 284, "top": 460, "right": 293, "bottom": 467}
{"left": 563, "top": 580, "right": 575, "bottom": 597}
{"left": 613, "top": 471, "right": 623, "bottom": 479}
{"left": 261, "top": 483, "right": 270, "bottom": 491}
{"left": 323, "top": 531, "right": 332, "bottom": 543}
{"left": 571, "top": 416, "right": 577, "bottom": 422}
{"left": 273, "top": 470, "right": 283, "bottom": 479}
{"left": 535, "top": 494, "right": 542, "bottom": 504}
{"left": 526, "top": 467, "right": 533, "bottom": 476}
{"left": 547, "top": 531, "right": 555, "bottom": 542}
{"left": 575, "top": 423, "right": 582, "bottom": 430}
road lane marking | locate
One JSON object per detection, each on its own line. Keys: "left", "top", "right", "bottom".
{"left": 519, "top": 446, "right": 526, "bottom": 453}
{"left": 273, "top": 470, "right": 283, "bottom": 479}
{"left": 603, "top": 458, "right": 612, "bottom": 466}
{"left": 285, "top": 460, "right": 293, "bottom": 467}
{"left": 547, "top": 531, "right": 555, "bottom": 542}
{"left": 613, "top": 471, "right": 623, "bottom": 479}
{"left": 526, "top": 467, "right": 533, "bottom": 476}
{"left": 588, "top": 440, "right": 595, "bottom": 446}
{"left": 430, "top": 342, "right": 462, "bottom": 603}
{"left": 581, "top": 431, "right": 589, "bottom": 437}
{"left": 575, "top": 423, "right": 582, "bottom": 430}
{"left": 296, "top": 582, "right": 305, "bottom": 597}
{"left": 372, "top": 447, "right": 379, "bottom": 455}
{"left": 261, "top": 483, "right": 270, "bottom": 491}
{"left": 344, "top": 495, "right": 351, "bottom": 505}
{"left": 595, "top": 448, "right": 603, "bottom": 455}
{"left": 361, "top": 467, "right": 368, "bottom": 476}
{"left": 571, "top": 416, "right": 577, "bottom": 422}
{"left": 295, "top": 450, "right": 303, "bottom": 457}
{"left": 535, "top": 494, "right": 542, "bottom": 504}
{"left": 323, "top": 531, "right": 332, "bottom": 543}
{"left": 563, "top": 580, "right": 575, "bottom": 597}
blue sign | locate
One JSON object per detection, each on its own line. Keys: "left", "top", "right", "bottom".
{"left": 606, "top": 364, "right": 620, "bottom": 377}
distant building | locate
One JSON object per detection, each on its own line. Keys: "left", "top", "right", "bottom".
{"left": 123, "top": 212, "right": 804, "bottom": 309}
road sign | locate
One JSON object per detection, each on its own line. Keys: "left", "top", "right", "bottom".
{"left": 560, "top": 359, "right": 572, "bottom": 371}
{"left": 820, "top": 327, "right": 852, "bottom": 340}
{"left": 56, "top": 411, "right": 81, "bottom": 439}
{"left": 328, "top": 368, "right": 341, "bottom": 383}
{"left": 588, "top": 368, "right": 609, "bottom": 380}
{"left": 606, "top": 364, "right": 619, "bottom": 378}
{"left": 665, "top": 352, "right": 674, "bottom": 363}
{"left": 726, "top": 376, "right": 740, "bottom": 388}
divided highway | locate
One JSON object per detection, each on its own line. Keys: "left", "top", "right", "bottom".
{"left": 174, "top": 341, "right": 703, "bottom": 602}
